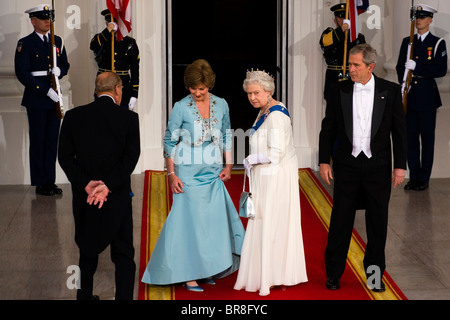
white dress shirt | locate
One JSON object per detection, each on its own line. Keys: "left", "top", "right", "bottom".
{"left": 352, "top": 75, "right": 375, "bottom": 158}
{"left": 418, "top": 31, "right": 429, "bottom": 43}
{"left": 35, "top": 31, "right": 50, "bottom": 43}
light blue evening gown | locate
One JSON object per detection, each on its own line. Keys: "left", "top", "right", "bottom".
{"left": 141, "top": 94, "right": 245, "bottom": 285}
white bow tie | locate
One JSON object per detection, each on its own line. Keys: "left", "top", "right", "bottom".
{"left": 355, "top": 82, "right": 373, "bottom": 89}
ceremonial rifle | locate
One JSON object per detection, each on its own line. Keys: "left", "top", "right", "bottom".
{"left": 401, "top": 1, "right": 416, "bottom": 114}
{"left": 50, "top": 0, "right": 64, "bottom": 119}
{"left": 340, "top": 0, "right": 350, "bottom": 81}
{"left": 111, "top": 15, "right": 116, "bottom": 73}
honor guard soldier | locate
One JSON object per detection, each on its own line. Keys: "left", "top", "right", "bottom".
{"left": 14, "top": 4, "right": 70, "bottom": 196}
{"left": 320, "top": 3, "right": 366, "bottom": 101}
{"left": 90, "top": 9, "right": 140, "bottom": 110}
{"left": 396, "top": 4, "right": 447, "bottom": 191}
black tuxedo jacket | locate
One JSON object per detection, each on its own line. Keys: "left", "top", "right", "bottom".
{"left": 319, "top": 75, "right": 407, "bottom": 171}
{"left": 58, "top": 96, "right": 140, "bottom": 255}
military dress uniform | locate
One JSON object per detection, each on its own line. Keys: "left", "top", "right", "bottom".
{"left": 396, "top": 5, "right": 448, "bottom": 190}
{"left": 90, "top": 9, "right": 140, "bottom": 109}
{"left": 320, "top": 3, "right": 366, "bottom": 101}
{"left": 14, "top": 5, "right": 70, "bottom": 195}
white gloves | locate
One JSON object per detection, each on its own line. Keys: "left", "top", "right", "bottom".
{"left": 405, "top": 60, "right": 417, "bottom": 71}
{"left": 47, "top": 88, "right": 59, "bottom": 102}
{"left": 128, "top": 97, "right": 137, "bottom": 111}
{"left": 108, "top": 22, "right": 118, "bottom": 32}
{"left": 343, "top": 19, "right": 351, "bottom": 29}
{"left": 243, "top": 153, "right": 271, "bottom": 171}
{"left": 52, "top": 67, "right": 61, "bottom": 78}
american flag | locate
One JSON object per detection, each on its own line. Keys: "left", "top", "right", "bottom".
{"left": 348, "top": 0, "right": 369, "bottom": 42}
{"left": 106, "top": 0, "right": 132, "bottom": 41}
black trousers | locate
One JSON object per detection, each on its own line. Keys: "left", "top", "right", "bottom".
{"left": 325, "top": 153, "right": 391, "bottom": 280}
{"left": 77, "top": 212, "right": 135, "bottom": 300}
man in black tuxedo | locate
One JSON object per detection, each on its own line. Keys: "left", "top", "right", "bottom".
{"left": 58, "top": 72, "right": 140, "bottom": 300}
{"left": 319, "top": 44, "right": 407, "bottom": 292}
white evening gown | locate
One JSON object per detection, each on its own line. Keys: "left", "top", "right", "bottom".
{"left": 234, "top": 105, "right": 308, "bottom": 296}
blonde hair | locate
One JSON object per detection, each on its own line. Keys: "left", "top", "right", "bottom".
{"left": 184, "top": 59, "right": 216, "bottom": 90}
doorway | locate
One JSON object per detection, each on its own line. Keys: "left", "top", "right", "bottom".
{"left": 167, "top": 0, "right": 287, "bottom": 162}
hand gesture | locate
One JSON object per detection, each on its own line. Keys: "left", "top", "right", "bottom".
{"left": 168, "top": 174, "right": 184, "bottom": 194}
{"left": 219, "top": 166, "right": 232, "bottom": 182}
{"left": 85, "top": 180, "right": 110, "bottom": 209}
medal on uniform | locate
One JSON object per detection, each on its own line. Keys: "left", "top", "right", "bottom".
{"left": 428, "top": 47, "right": 433, "bottom": 60}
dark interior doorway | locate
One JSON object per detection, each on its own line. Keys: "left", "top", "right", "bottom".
{"left": 169, "top": 0, "right": 283, "bottom": 131}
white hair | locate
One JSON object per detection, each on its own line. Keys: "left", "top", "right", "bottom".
{"left": 243, "top": 78, "right": 275, "bottom": 95}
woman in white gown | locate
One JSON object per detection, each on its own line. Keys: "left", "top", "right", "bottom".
{"left": 234, "top": 69, "right": 308, "bottom": 296}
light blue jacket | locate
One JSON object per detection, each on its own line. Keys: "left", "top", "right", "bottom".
{"left": 164, "top": 94, "right": 232, "bottom": 164}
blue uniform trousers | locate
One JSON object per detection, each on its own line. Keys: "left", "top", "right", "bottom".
{"left": 406, "top": 108, "right": 437, "bottom": 183}
{"left": 26, "top": 107, "right": 61, "bottom": 186}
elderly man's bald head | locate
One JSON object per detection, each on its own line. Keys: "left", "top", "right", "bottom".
{"left": 95, "top": 72, "right": 123, "bottom": 105}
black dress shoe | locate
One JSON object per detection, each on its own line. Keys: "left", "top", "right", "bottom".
{"left": 370, "top": 280, "right": 385, "bottom": 293}
{"left": 36, "top": 184, "right": 63, "bottom": 196}
{"left": 414, "top": 181, "right": 429, "bottom": 191}
{"left": 36, "top": 185, "right": 55, "bottom": 196}
{"left": 51, "top": 184, "right": 63, "bottom": 195}
{"left": 326, "top": 277, "right": 340, "bottom": 290}
{"left": 404, "top": 180, "right": 417, "bottom": 190}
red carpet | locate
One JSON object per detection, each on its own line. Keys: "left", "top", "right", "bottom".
{"left": 138, "top": 169, "right": 407, "bottom": 300}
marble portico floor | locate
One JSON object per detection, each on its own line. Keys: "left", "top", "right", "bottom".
{"left": 1, "top": 172, "right": 450, "bottom": 300}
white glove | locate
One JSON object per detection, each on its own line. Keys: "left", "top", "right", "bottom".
{"left": 405, "top": 60, "right": 416, "bottom": 71}
{"left": 47, "top": 88, "right": 59, "bottom": 102}
{"left": 245, "top": 153, "right": 271, "bottom": 166}
{"left": 343, "top": 19, "right": 351, "bottom": 29}
{"left": 108, "top": 22, "right": 118, "bottom": 32}
{"left": 52, "top": 67, "right": 61, "bottom": 77}
{"left": 243, "top": 158, "right": 252, "bottom": 172}
{"left": 128, "top": 97, "right": 137, "bottom": 111}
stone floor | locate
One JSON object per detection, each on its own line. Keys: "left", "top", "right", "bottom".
{"left": 1, "top": 172, "right": 449, "bottom": 300}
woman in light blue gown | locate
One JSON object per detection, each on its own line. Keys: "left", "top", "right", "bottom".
{"left": 141, "top": 59, "right": 245, "bottom": 292}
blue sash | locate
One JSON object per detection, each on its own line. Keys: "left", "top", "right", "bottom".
{"left": 250, "top": 105, "right": 290, "bottom": 136}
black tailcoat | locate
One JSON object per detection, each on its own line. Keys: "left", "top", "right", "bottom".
{"left": 58, "top": 96, "right": 140, "bottom": 256}
{"left": 319, "top": 75, "right": 407, "bottom": 279}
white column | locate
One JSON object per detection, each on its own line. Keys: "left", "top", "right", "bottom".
{"left": 288, "top": 0, "right": 325, "bottom": 170}
{"left": 133, "top": 0, "right": 166, "bottom": 172}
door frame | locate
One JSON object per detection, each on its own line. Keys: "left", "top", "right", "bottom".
{"left": 166, "top": 0, "right": 289, "bottom": 113}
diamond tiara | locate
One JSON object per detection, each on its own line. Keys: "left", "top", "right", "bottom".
{"left": 246, "top": 69, "right": 275, "bottom": 82}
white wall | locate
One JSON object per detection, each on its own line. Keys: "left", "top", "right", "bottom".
{"left": 1, "top": 0, "right": 449, "bottom": 185}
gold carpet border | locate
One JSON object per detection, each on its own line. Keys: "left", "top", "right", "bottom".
{"left": 142, "top": 171, "right": 174, "bottom": 300}
{"left": 298, "top": 169, "right": 404, "bottom": 300}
